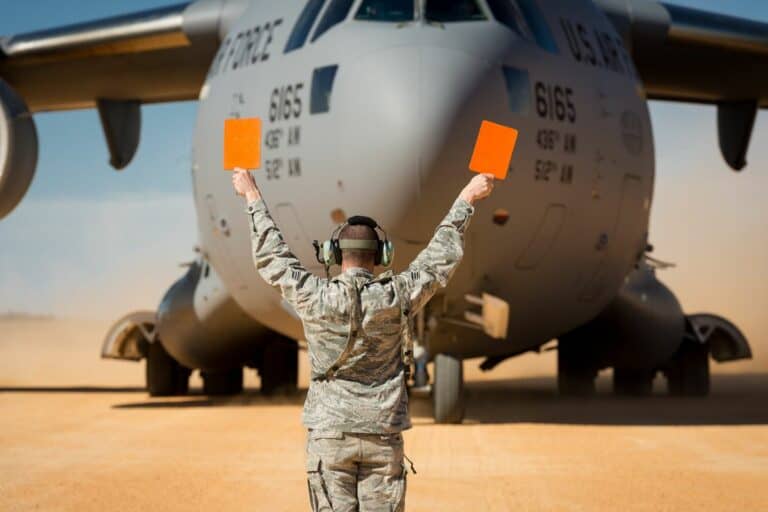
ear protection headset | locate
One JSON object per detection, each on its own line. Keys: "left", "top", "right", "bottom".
{"left": 313, "top": 215, "right": 394, "bottom": 268}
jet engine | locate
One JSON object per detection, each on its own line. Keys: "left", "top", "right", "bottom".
{"left": 0, "top": 78, "right": 37, "bottom": 219}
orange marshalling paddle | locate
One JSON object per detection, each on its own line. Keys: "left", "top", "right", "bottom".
{"left": 223, "top": 117, "right": 261, "bottom": 171}
{"left": 468, "top": 120, "right": 518, "bottom": 180}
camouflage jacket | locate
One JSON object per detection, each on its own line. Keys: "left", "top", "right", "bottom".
{"left": 245, "top": 196, "right": 475, "bottom": 433}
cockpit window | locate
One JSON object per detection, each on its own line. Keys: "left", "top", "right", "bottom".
{"left": 284, "top": 0, "right": 327, "bottom": 53}
{"left": 425, "top": 0, "right": 487, "bottom": 23}
{"left": 355, "top": 0, "right": 414, "bottom": 22}
{"left": 513, "top": 0, "right": 559, "bottom": 53}
{"left": 486, "top": 0, "right": 529, "bottom": 36}
{"left": 311, "top": 0, "right": 355, "bottom": 42}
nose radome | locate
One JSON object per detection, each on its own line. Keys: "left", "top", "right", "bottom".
{"left": 415, "top": 45, "right": 497, "bottom": 185}
{"left": 338, "top": 46, "right": 496, "bottom": 236}
{"left": 337, "top": 47, "right": 422, "bottom": 230}
{"left": 334, "top": 45, "right": 496, "bottom": 241}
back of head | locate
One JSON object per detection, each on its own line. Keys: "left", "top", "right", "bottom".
{"left": 339, "top": 223, "right": 378, "bottom": 267}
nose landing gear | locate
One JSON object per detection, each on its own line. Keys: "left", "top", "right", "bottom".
{"left": 432, "top": 353, "right": 465, "bottom": 424}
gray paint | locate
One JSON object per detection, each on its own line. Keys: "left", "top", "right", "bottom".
{"left": 0, "top": 0, "right": 762, "bottom": 373}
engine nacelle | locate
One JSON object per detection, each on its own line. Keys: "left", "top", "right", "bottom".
{"left": 156, "top": 258, "right": 270, "bottom": 371}
{"left": 0, "top": 78, "right": 37, "bottom": 220}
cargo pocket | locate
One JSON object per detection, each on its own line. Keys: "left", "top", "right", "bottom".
{"left": 391, "top": 462, "right": 407, "bottom": 512}
{"left": 306, "top": 452, "right": 334, "bottom": 512}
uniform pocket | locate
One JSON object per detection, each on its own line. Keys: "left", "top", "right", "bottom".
{"left": 306, "top": 452, "right": 335, "bottom": 512}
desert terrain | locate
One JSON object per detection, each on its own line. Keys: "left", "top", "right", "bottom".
{"left": 1, "top": 316, "right": 767, "bottom": 511}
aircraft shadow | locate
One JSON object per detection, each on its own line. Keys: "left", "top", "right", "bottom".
{"left": 112, "top": 389, "right": 307, "bottom": 409}
{"left": 0, "top": 385, "right": 146, "bottom": 393}
{"left": 410, "top": 373, "right": 768, "bottom": 426}
{"left": 4, "top": 374, "right": 765, "bottom": 426}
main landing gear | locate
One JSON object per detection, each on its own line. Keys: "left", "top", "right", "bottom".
{"left": 557, "top": 338, "right": 598, "bottom": 396}
{"left": 663, "top": 337, "right": 710, "bottom": 396}
{"left": 556, "top": 336, "right": 712, "bottom": 397}
{"left": 146, "top": 340, "right": 191, "bottom": 397}
{"left": 145, "top": 336, "right": 298, "bottom": 397}
{"left": 258, "top": 336, "right": 299, "bottom": 395}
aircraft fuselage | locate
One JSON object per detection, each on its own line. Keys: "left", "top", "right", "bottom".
{"left": 184, "top": 0, "right": 653, "bottom": 367}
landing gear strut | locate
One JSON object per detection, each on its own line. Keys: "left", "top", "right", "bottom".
{"left": 432, "top": 353, "right": 465, "bottom": 424}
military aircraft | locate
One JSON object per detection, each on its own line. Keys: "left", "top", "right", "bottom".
{"left": 1, "top": 0, "right": 763, "bottom": 423}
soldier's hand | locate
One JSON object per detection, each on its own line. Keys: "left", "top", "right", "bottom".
{"left": 459, "top": 173, "right": 495, "bottom": 205}
{"left": 232, "top": 168, "right": 261, "bottom": 202}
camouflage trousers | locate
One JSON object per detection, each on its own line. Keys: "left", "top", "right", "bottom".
{"left": 305, "top": 429, "right": 408, "bottom": 512}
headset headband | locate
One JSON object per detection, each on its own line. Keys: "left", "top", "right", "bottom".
{"left": 313, "top": 215, "right": 393, "bottom": 269}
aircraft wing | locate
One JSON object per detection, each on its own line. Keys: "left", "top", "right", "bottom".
{"left": 0, "top": 1, "right": 238, "bottom": 112}
{"left": 595, "top": 0, "right": 768, "bottom": 169}
{"left": 0, "top": 0, "right": 248, "bottom": 219}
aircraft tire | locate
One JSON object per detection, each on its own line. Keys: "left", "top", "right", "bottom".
{"left": 557, "top": 342, "right": 597, "bottom": 396}
{"left": 146, "top": 340, "right": 190, "bottom": 396}
{"left": 433, "top": 353, "right": 465, "bottom": 424}
{"left": 202, "top": 367, "right": 243, "bottom": 395}
{"left": 665, "top": 338, "right": 710, "bottom": 396}
{"left": 613, "top": 368, "right": 655, "bottom": 396}
{"left": 260, "top": 336, "right": 299, "bottom": 395}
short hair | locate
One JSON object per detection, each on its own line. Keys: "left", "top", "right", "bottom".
{"left": 338, "top": 223, "right": 378, "bottom": 262}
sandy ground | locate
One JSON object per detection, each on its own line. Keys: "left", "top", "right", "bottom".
{"left": 1, "top": 317, "right": 767, "bottom": 511}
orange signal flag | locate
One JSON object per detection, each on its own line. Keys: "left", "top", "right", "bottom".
{"left": 468, "top": 120, "right": 518, "bottom": 180}
{"left": 223, "top": 117, "right": 261, "bottom": 170}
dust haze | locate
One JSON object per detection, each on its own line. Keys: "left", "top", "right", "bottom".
{"left": 1, "top": 103, "right": 767, "bottom": 510}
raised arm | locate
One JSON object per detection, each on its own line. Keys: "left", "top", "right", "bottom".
{"left": 232, "top": 169, "right": 320, "bottom": 317}
{"left": 396, "top": 173, "right": 495, "bottom": 314}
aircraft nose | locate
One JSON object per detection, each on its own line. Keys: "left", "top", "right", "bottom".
{"left": 336, "top": 47, "right": 422, "bottom": 227}
{"left": 338, "top": 46, "right": 497, "bottom": 237}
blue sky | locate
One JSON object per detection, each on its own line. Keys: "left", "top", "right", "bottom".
{"left": 0, "top": 0, "right": 767, "bottom": 365}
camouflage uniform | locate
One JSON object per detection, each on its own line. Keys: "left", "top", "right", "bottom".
{"left": 245, "top": 196, "right": 475, "bottom": 511}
